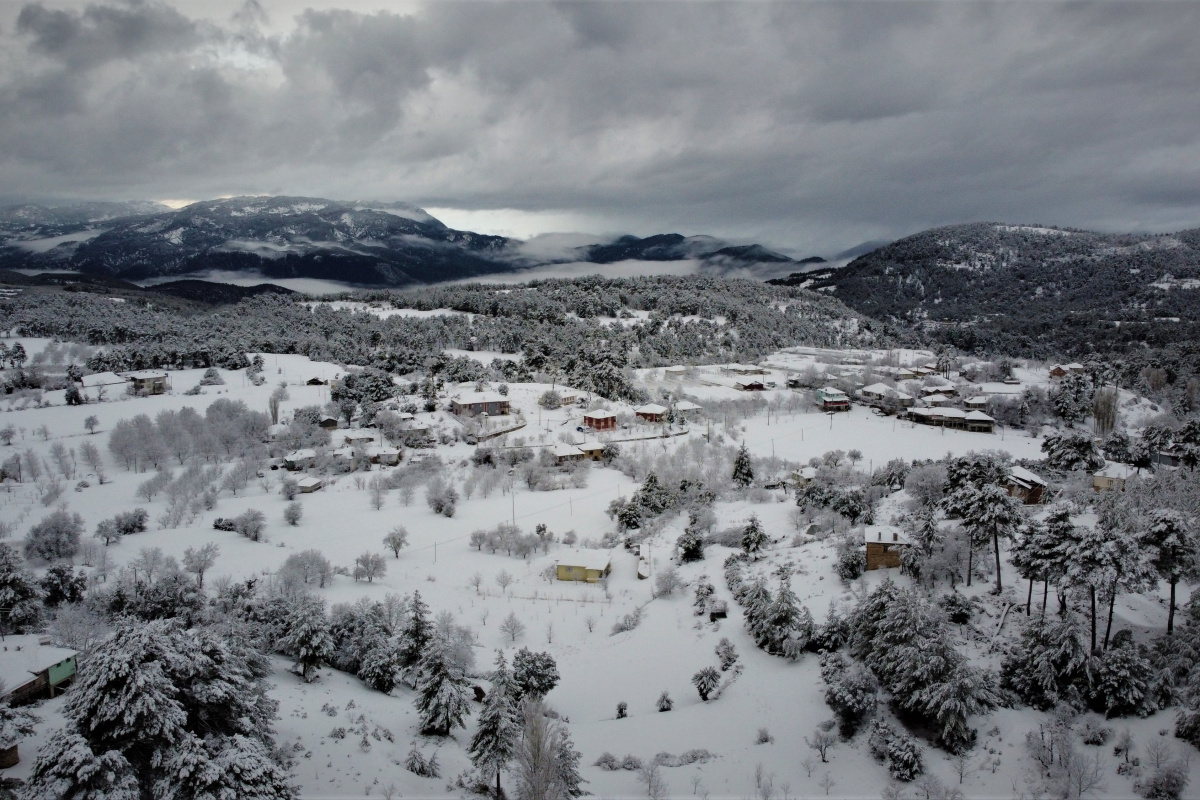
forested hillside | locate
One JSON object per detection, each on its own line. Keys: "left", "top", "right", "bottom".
{"left": 802, "top": 222, "right": 1200, "bottom": 358}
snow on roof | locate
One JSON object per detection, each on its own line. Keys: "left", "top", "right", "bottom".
{"left": 939, "top": 408, "right": 967, "bottom": 419}
{"left": 454, "top": 391, "right": 508, "bottom": 405}
{"left": 122, "top": 370, "right": 167, "bottom": 380}
{"left": 556, "top": 549, "right": 612, "bottom": 571}
{"left": 0, "top": 636, "right": 76, "bottom": 693}
{"left": 635, "top": 403, "right": 668, "bottom": 415}
{"left": 674, "top": 400, "right": 702, "bottom": 411}
{"left": 285, "top": 449, "right": 316, "bottom": 461}
{"left": 552, "top": 444, "right": 584, "bottom": 458}
{"left": 1065, "top": 363, "right": 1084, "bottom": 370}
{"left": 861, "top": 382, "right": 893, "bottom": 395}
{"left": 344, "top": 431, "right": 375, "bottom": 442}
{"left": 863, "top": 525, "right": 910, "bottom": 545}
{"left": 1008, "top": 465, "right": 1046, "bottom": 487}
{"left": 819, "top": 386, "right": 849, "bottom": 397}
{"left": 584, "top": 409, "right": 616, "bottom": 419}
{"left": 664, "top": 365, "right": 687, "bottom": 373}
{"left": 368, "top": 445, "right": 400, "bottom": 455}
{"left": 795, "top": 466, "right": 818, "bottom": 479}
{"left": 579, "top": 440, "right": 605, "bottom": 451}
{"left": 1096, "top": 462, "right": 1137, "bottom": 480}
{"left": 922, "top": 393, "right": 950, "bottom": 404}
{"left": 297, "top": 476, "right": 322, "bottom": 488}
{"left": 964, "top": 410, "right": 994, "bottom": 422}
{"left": 966, "top": 395, "right": 989, "bottom": 404}
{"left": 81, "top": 371, "right": 128, "bottom": 387}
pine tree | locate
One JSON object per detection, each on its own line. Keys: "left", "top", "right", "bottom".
{"left": 740, "top": 515, "right": 769, "bottom": 560}
{"left": 415, "top": 634, "right": 472, "bottom": 736}
{"left": 732, "top": 442, "right": 754, "bottom": 488}
{"left": 1145, "top": 509, "right": 1199, "bottom": 635}
{"left": 1090, "top": 640, "right": 1157, "bottom": 718}
{"left": 277, "top": 596, "right": 334, "bottom": 682}
{"left": 398, "top": 591, "right": 433, "bottom": 679}
{"left": 0, "top": 543, "right": 43, "bottom": 634}
{"left": 692, "top": 667, "right": 721, "bottom": 701}
{"left": 23, "top": 730, "right": 140, "bottom": 800}
{"left": 953, "top": 483, "right": 1022, "bottom": 592}
{"left": 555, "top": 720, "right": 586, "bottom": 797}
{"left": 469, "top": 651, "right": 520, "bottom": 794}
{"left": 512, "top": 648, "right": 560, "bottom": 700}
{"left": 676, "top": 526, "right": 705, "bottom": 563}
{"left": 0, "top": 696, "right": 38, "bottom": 751}
{"left": 740, "top": 578, "right": 774, "bottom": 647}
{"left": 358, "top": 636, "right": 403, "bottom": 693}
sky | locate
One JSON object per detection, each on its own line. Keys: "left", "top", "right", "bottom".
{"left": 1, "top": 0, "right": 1198, "bottom": 256}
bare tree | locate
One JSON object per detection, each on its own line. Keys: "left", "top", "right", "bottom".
{"left": 500, "top": 612, "right": 526, "bottom": 643}
{"left": 496, "top": 569, "right": 514, "bottom": 594}
{"left": 84, "top": 415, "right": 100, "bottom": 435}
{"left": 801, "top": 758, "right": 816, "bottom": 778}
{"left": 1060, "top": 745, "right": 1106, "bottom": 799}
{"left": 1146, "top": 739, "right": 1174, "bottom": 770}
{"left": 805, "top": 729, "right": 836, "bottom": 763}
{"left": 640, "top": 761, "right": 669, "bottom": 800}
{"left": 469, "top": 571, "right": 484, "bottom": 594}
{"left": 182, "top": 542, "right": 219, "bottom": 588}
{"left": 818, "top": 773, "right": 836, "bottom": 796}
{"left": 950, "top": 751, "right": 973, "bottom": 784}
{"left": 383, "top": 526, "right": 409, "bottom": 557}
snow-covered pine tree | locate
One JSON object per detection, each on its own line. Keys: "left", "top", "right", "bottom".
{"left": 415, "top": 633, "right": 473, "bottom": 736}
{"left": 22, "top": 730, "right": 140, "bottom": 800}
{"left": 1089, "top": 639, "right": 1157, "bottom": 718}
{"left": 731, "top": 442, "right": 754, "bottom": 489}
{"left": 1041, "top": 430, "right": 1106, "bottom": 471}
{"left": 398, "top": 591, "right": 434, "bottom": 679}
{"left": 954, "top": 482, "right": 1022, "bottom": 592}
{"left": 512, "top": 648, "right": 560, "bottom": 700}
{"left": 153, "top": 731, "right": 295, "bottom": 800}
{"left": 358, "top": 636, "right": 403, "bottom": 693}
{"left": 740, "top": 577, "right": 773, "bottom": 647}
{"left": 1144, "top": 509, "right": 1199, "bottom": 635}
{"left": 676, "top": 525, "right": 705, "bottom": 563}
{"left": 469, "top": 651, "right": 520, "bottom": 794}
{"left": 277, "top": 596, "right": 334, "bottom": 682}
{"left": 0, "top": 696, "right": 38, "bottom": 752}
{"left": 555, "top": 719, "right": 586, "bottom": 797}
{"left": 0, "top": 543, "right": 43, "bottom": 634}
{"left": 740, "top": 515, "right": 769, "bottom": 560}
{"left": 1001, "top": 614, "right": 1090, "bottom": 710}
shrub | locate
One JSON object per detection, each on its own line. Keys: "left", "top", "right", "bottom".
{"left": 868, "top": 720, "right": 925, "bottom": 782}
{"left": 594, "top": 753, "right": 620, "bottom": 771}
{"left": 281, "top": 477, "right": 299, "bottom": 500}
{"left": 283, "top": 501, "right": 302, "bottom": 526}
{"left": 656, "top": 690, "right": 673, "bottom": 712}
{"left": 426, "top": 482, "right": 458, "bottom": 518}
{"left": 234, "top": 509, "right": 267, "bottom": 541}
{"left": 616, "top": 701, "right": 628, "bottom": 719}
{"left": 25, "top": 509, "right": 85, "bottom": 561}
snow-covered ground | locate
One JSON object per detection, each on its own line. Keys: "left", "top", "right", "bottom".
{"left": 0, "top": 345, "right": 1191, "bottom": 799}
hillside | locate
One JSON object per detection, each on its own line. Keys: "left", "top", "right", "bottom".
{"left": 803, "top": 222, "right": 1200, "bottom": 357}
{"left": 0, "top": 197, "right": 818, "bottom": 287}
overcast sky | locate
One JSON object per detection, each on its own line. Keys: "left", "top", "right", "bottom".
{"left": 1, "top": 0, "right": 1198, "bottom": 256}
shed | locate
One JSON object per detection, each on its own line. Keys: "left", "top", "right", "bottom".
{"left": 733, "top": 379, "right": 766, "bottom": 391}
{"left": 583, "top": 410, "right": 617, "bottom": 431}
{"left": 318, "top": 415, "right": 340, "bottom": 429}
{"left": 634, "top": 403, "right": 668, "bottom": 423}
{"left": 451, "top": 391, "right": 511, "bottom": 417}
{"left": 707, "top": 600, "right": 728, "bottom": 621}
{"left": 1006, "top": 466, "right": 1047, "bottom": 504}
{"left": 1094, "top": 462, "right": 1136, "bottom": 492}
{"left": 579, "top": 440, "right": 606, "bottom": 461}
{"left": 552, "top": 444, "right": 586, "bottom": 465}
{"left": 306, "top": 377, "right": 327, "bottom": 386}
{"left": 283, "top": 449, "right": 316, "bottom": 470}
{"left": 555, "top": 550, "right": 613, "bottom": 582}
{"left": 297, "top": 476, "right": 323, "bottom": 493}
{"left": 344, "top": 431, "right": 375, "bottom": 446}
{"left": 664, "top": 365, "right": 687, "bottom": 379}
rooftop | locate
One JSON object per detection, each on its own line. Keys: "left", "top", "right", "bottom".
{"left": 557, "top": 549, "right": 613, "bottom": 571}
{"left": 0, "top": 635, "right": 76, "bottom": 693}
{"left": 454, "top": 391, "right": 509, "bottom": 405}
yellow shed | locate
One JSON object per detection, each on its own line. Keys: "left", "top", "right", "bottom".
{"left": 555, "top": 550, "right": 613, "bottom": 582}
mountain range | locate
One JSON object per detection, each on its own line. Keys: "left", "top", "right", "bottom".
{"left": 0, "top": 196, "right": 819, "bottom": 286}
{"left": 772, "top": 222, "right": 1200, "bottom": 357}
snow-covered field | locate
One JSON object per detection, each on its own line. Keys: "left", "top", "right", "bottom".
{"left": 0, "top": 345, "right": 1190, "bottom": 799}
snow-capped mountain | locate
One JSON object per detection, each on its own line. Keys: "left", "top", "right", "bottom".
{"left": 0, "top": 196, "right": 812, "bottom": 286}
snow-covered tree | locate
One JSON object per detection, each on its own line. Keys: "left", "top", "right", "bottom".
{"left": 22, "top": 731, "right": 140, "bottom": 800}
{"left": 1089, "top": 639, "right": 1157, "bottom": 718}
{"left": 1041, "top": 430, "right": 1106, "bottom": 472}
{"left": 358, "top": 637, "right": 403, "bottom": 694}
{"left": 1049, "top": 373, "right": 1093, "bottom": 425}
{"left": 740, "top": 515, "right": 769, "bottom": 560}
{"left": 676, "top": 525, "right": 704, "bottom": 563}
{"left": 947, "top": 482, "right": 1022, "bottom": 592}
{"left": 415, "top": 633, "right": 473, "bottom": 736}
{"left": 470, "top": 651, "right": 520, "bottom": 795}
{"left": 1145, "top": 509, "right": 1199, "bottom": 635}
{"left": 512, "top": 648, "right": 560, "bottom": 701}
{"left": 512, "top": 698, "right": 571, "bottom": 800}
{"left": 0, "top": 696, "right": 38, "bottom": 752}
{"left": 398, "top": 590, "right": 433, "bottom": 679}
{"left": 691, "top": 667, "right": 720, "bottom": 701}
{"left": 731, "top": 442, "right": 754, "bottom": 488}
{"left": 1001, "top": 614, "right": 1090, "bottom": 710}
{"left": 277, "top": 596, "right": 334, "bottom": 682}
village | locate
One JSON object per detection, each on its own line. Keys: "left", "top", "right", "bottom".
{"left": 0, "top": 336, "right": 1189, "bottom": 800}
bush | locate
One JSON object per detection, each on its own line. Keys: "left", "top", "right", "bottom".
{"left": 938, "top": 592, "right": 974, "bottom": 625}
{"left": 867, "top": 720, "right": 925, "bottom": 782}
{"left": 284, "top": 502, "right": 302, "bottom": 526}
{"left": 199, "top": 367, "right": 225, "bottom": 386}
{"left": 594, "top": 753, "right": 620, "bottom": 771}
{"left": 281, "top": 477, "right": 299, "bottom": 501}
{"left": 25, "top": 509, "right": 85, "bottom": 561}
{"left": 1140, "top": 762, "right": 1189, "bottom": 800}
{"left": 114, "top": 508, "right": 149, "bottom": 535}
{"left": 616, "top": 701, "right": 628, "bottom": 719}
{"left": 656, "top": 690, "right": 673, "bottom": 712}
{"left": 834, "top": 533, "right": 866, "bottom": 581}
{"left": 426, "top": 482, "right": 458, "bottom": 518}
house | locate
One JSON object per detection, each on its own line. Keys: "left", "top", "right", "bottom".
{"left": 558, "top": 389, "right": 585, "bottom": 406}
{"left": 673, "top": 400, "right": 702, "bottom": 417}
{"left": 1094, "top": 462, "right": 1136, "bottom": 492}
{"left": 817, "top": 386, "right": 851, "bottom": 412}
{"left": 1152, "top": 447, "right": 1185, "bottom": 468}
{"left": 318, "top": 415, "right": 340, "bottom": 429}
{"left": 964, "top": 410, "right": 995, "bottom": 433}
{"left": 368, "top": 445, "right": 401, "bottom": 466}
{"left": 864, "top": 526, "right": 908, "bottom": 571}
{"left": 859, "top": 383, "right": 914, "bottom": 408}
{"left": 265, "top": 423, "right": 288, "bottom": 441}
{"left": 896, "top": 367, "right": 917, "bottom": 380}
{"left": 344, "top": 431, "right": 375, "bottom": 446}
{"left": 123, "top": 370, "right": 169, "bottom": 395}
{"left": 922, "top": 393, "right": 952, "bottom": 407}
{"left": 551, "top": 443, "right": 586, "bottom": 465}
{"left": 579, "top": 440, "right": 606, "bottom": 461}
{"left": 0, "top": 635, "right": 77, "bottom": 707}
{"left": 792, "top": 466, "right": 818, "bottom": 486}
{"left": 1065, "top": 363, "right": 1085, "bottom": 374}
{"left": 634, "top": 403, "right": 668, "bottom": 423}
{"left": 1006, "top": 466, "right": 1047, "bottom": 504}
{"left": 451, "top": 391, "right": 511, "bottom": 417}
{"left": 940, "top": 408, "right": 968, "bottom": 429}
{"left": 722, "top": 364, "right": 767, "bottom": 376}
{"left": 297, "top": 476, "right": 323, "bottom": 493}
{"left": 583, "top": 410, "right": 617, "bottom": 431}
{"left": 283, "top": 449, "right": 317, "bottom": 470}
{"left": 733, "top": 379, "right": 766, "bottom": 391}
{"left": 1049, "top": 364, "right": 1069, "bottom": 379}
{"left": 306, "top": 377, "right": 327, "bottom": 386}
{"left": 555, "top": 550, "right": 613, "bottom": 582}
{"left": 964, "top": 395, "right": 990, "bottom": 410}
{"left": 664, "top": 365, "right": 687, "bottom": 379}
{"left": 80, "top": 371, "right": 128, "bottom": 391}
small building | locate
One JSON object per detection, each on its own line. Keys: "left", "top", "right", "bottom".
{"left": 707, "top": 600, "right": 728, "bottom": 622}
{"left": 318, "top": 415, "right": 340, "bottom": 429}
{"left": 1006, "top": 466, "right": 1047, "bottom": 505}
{"left": 80, "top": 371, "right": 128, "bottom": 391}
{"left": 344, "top": 431, "right": 375, "bottom": 446}
{"left": 922, "top": 393, "right": 952, "bottom": 407}
{"left": 306, "top": 377, "right": 327, "bottom": 386}
{"left": 634, "top": 403, "right": 668, "bottom": 423}
{"left": 792, "top": 466, "right": 818, "bottom": 486}
{"left": 283, "top": 449, "right": 316, "bottom": 470}
{"left": 964, "top": 410, "right": 995, "bottom": 433}
{"left": 896, "top": 367, "right": 917, "bottom": 380}
{"left": 452, "top": 391, "right": 511, "bottom": 417}
{"left": 266, "top": 423, "right": 288, "bottom": 441}
{"left": 368, "top": 445, "right": 401, "bottom": 466}
{"left": 964, "top": 395, "right": 989, "bottom": 410}
{"left": 297, "top": 476, "right": 323, "bottom": 493}
{"left": 122, "top": 370, "right": 170, "bottom": 395}
{"left": 1094, "top": 462, "right": 1136, "bottom": 492}
{"left": 1049, "top": 364, "right": 1068, "bottom": 379}
{"left": 555, "top": 550, "right": 613, "bottom": 582}
{"left": 817, "top": 386, "right": 851, "bottom": 412}
{"left": 733, "top": 379, "right": 766, "bottom": 391}
{"left": 865, "top": 526, "right": 908, "bottom": 571}
{"left": 940, "top": 408, "right": 968, "bottom": 429}
{"left": 558, "top": 389, "right": 585, "bottom": 406}
{"left": 722, "top": 364, "right": 767, "bottom": 376}
{"left": 664, "top": 365, "right": 687, "bottom": 379}
{"left": 0, "top": 636, "right": 78, "bottom": 707}
{"left": 551, "top": 443, "right": 586, "bottom": 465}
{"left": 583, "top": 410, "right": 617, "bottom": 431}
{"left": 860, "top": 383, "right": 914, "bottom": 408}
{"left": 674, "top": 400, "right": 702, "bottom": 416}
{"left": 579, "top": 440, "right": 606, "bottom": 461}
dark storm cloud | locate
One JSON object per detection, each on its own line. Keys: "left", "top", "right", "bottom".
{"left": 1, "top": 0, "right": 1198, "bottom": 254}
